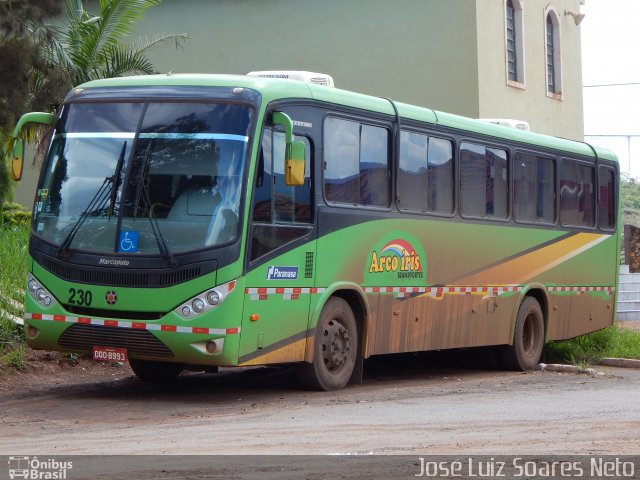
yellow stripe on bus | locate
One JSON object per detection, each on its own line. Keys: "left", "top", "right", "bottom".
{"left": 454, "top": 232, "right": 608, "bottom": 286}
{"left": 239, "top": 338, "right": 307, "bottom": 366}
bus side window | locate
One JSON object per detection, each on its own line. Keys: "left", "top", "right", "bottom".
{"left": 559, "top": 160, "right": 595, "bottom": 227}
{"left": 513, "top": 153, "right": 555, "bottom": 224}
{"left": 398, "top": 131, "right": 453, "bottom": 214}
{"left": 460, "top": 142, "right": 508, "bottom": 219}
{"left": 250, "top": 128, "right": 313, "bottom": 261}
{"left": 252, "top": 130, "right": 273, "bottom": 223}
{"left": 598, "top": 166, "right": 616, "bottom": 230}
{"left": 323, "top": 117, "right": 390, "bottom": 207}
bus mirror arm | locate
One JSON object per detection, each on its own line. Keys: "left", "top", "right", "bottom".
{"left": 9, "top": 112, "right": 55, "bottom": 182}
{"left": 271, "top": 111, "right": 306, "bottom": 186}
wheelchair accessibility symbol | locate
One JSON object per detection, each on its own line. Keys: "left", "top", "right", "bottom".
{"left": 118, "top": 230, "right": 139, "bottom": 253}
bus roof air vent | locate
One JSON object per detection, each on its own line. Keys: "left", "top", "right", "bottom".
{"left": 247, "top": 70, "right": 335, "bottom": 87}
{"left": 478, "top": 118, "right": 531, "bottom": 131}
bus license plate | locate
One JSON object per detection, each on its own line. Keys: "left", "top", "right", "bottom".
{"left": 92, "top": 346, "right": 128, "bottom": 363}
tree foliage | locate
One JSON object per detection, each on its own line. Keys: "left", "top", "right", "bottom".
{"left": 621, "top": 173, "right": 640, "bottom": 226}
{"left": 0, "top": 0, "right": 65, "bottom": 204}
{"left": 32, "top": 0, "right": 187, "bottom": 104}
{"left": 0, "top": 0, "right": 187, "bottom": 206}
{"left": 0, "top": 0, "right": 65, "bottom": 123}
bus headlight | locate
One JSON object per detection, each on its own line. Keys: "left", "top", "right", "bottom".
{"left": 175, "top": 280, "right": 236, "bottom": 319}
{"left": 206, "top": 290, "right": 220, "bottom": 306}
{"left": 26, "top": 273, "right": 57, "bottom": 309}
{"left": 192, "top": 298, "right": 205, "bottom": 313}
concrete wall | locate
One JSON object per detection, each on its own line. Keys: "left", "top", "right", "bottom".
{"left": 475, "top": 0, "right": 584, "bottom": 140}
{"left": 131, "top": 0, "right": 480, "bottom": 115}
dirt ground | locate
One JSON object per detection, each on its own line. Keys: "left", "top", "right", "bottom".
{"left": 0, "top": 319, "right": 638, "bottom": 479}
{"left": 619, "top": 320, "right": 640, "bottom": 331}
{"left": 1, "top": 345, "right": 640, "bottom": 462}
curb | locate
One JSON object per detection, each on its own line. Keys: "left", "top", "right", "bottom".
{"left": 600, "top": 357, "right": 640, "bottom": 368}
{"left": 536, "top": 363, "right": 605, "bottom": 376}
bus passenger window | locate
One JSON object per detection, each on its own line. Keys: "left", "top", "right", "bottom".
{"left": 324, "top": 118, "right": 360, "bottom": 204}
{"left": 560, "top": 161, "right": 595, "bottom": 227}
{"left": 598, "top": 166, "right": 616, "bottom": 230}
{"left": 399, "top": 131, "right": 454, "bottom": 214}
{"left": 399, "top": 130, "right": 429, "bottom": 211}
{"left": 514, "top": 153, "right": 555, "bottom": 224}
{"left": 460, "top": 143, "right": 508, "bottom": 219}
{"left": 427, "top": 137, "right": 454, "bottom": 214}
{"left": 359, "top": 125, "right": 389, "bottom": 207}
{"left": 324, "top": 117, "right": 390, "bottom": 207}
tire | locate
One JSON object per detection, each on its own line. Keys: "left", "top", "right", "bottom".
{"left": 500, "top": 296, "right": 545, "bottom": 371}
{"left": 129, "top": 358, "right": 183, "bottom": 382}
{"left": 299, "top": 297, "right": 359, "bottom": 391}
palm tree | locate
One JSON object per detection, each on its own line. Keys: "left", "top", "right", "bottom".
{"left": 5, "top": 0, "right": 187, "bottom": 171}
{"left": 29, "top": 0, "right": 188, "bottom": 110}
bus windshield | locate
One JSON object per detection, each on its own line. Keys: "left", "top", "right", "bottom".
{"left": 33, "top": 100, "right": 254, "bottom": 256}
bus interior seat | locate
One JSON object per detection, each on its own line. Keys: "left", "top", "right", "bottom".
{"left": 167, "top": 182, "right": 222, "bottom": 221}
{"left": 205, "top": 207, "right": 238, "bottom": 245}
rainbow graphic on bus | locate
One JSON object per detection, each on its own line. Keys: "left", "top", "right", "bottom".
{"left": 368, "top": 238, "right": 423, "bottom": 278}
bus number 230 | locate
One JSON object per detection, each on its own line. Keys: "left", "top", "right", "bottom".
{"left": 68, "top": 288, "right": 92, "bottom": 306}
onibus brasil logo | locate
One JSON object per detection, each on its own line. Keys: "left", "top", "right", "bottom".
{"left": 368, "top": 239, "right": 423, "bottom": 279}
{"left": 8, "top": 456, "right": 73, "bottom": 479}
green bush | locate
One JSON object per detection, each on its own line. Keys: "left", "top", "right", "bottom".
{"left": 546, "top": 326, "right": 640, "bottom": 365}
{"left": 0, "top": 223, "right": 30, "bottom": 372}
{"left": 1, "top": 202, "right": 32, "bottom": 227}
{"left": 0, "top": 343, "right": 26, "bottom": 370}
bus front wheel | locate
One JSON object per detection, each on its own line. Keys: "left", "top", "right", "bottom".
{"left": 299, "top": 297, "right": 358, "bottom": 391}
{"left": 129, "top": 358, "right": 184, "bottom": 382}
{"left": 500, "top": 296, "right": 545, "bottom": 371}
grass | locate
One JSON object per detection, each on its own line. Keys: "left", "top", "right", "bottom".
{"left": 545, "top": 326, "right": 640, "bottom": 366}
{"left": 0, "top": 223, "right": 30, "bottom": 371}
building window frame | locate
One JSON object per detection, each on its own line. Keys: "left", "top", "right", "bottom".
{"left": 505, "top": 0, "right": 525, "bottom": 89}
{"left": 544, "top": 6, "right": 563, "bottom": 99}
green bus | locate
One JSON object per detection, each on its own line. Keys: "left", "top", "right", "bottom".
{"left": 10, "top": 72, "right": 619, "bottom": 391}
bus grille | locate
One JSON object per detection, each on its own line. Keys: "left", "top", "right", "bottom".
{"left": 34, "top": 252, "right": 214, "bottom": 288}
{"left": 59, "top": 324, "right": 174, "bottom": 358}
{"left": 305, "top": 251, "right": 314, "bottom": 278}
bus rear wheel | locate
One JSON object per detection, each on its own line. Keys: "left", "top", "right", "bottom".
{"left": 299, "top": 297, "right": 358, "bottom": 391}
{"left": 500, "top": 296, "right": 544, "bottom": 371}
{"left": 129, "top": 358, "right": 183, "bottom": 382}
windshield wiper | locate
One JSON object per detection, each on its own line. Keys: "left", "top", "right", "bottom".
{"left": 57, "top": 142, "right": 127, "bottom": 258}
{"left": 131, "top": 141, "right": 177, "bottom": 267}
{"left": 109, "top": 140, "right": 127, "bottom": 219}
{"left": 137, "top": 183, "right": 177, "bottom": 267}
{"left": 132, "top": 142, "right": 151, "bottom": 218}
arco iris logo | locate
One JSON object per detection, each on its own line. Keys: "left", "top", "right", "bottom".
{"left": 368, "top": 238, "right": 424, "bottom": 279}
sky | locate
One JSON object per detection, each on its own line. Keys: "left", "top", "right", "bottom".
{"left": 582, "top": 0, "right": 640, "bottom": 176}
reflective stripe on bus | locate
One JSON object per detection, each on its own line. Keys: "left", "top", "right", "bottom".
{"left": 243, "top": 285, "right": 614, "bottom": 300}
{"left": 24, "top": 313, "right": 240, "bottom": 336}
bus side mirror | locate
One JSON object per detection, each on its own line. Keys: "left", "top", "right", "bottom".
{"left": 271, "top": 111, "right": 306, "bottom": 186}
{"left": 11, "top": 139, "right": 25, "bottom": 181}
{"left": 285, "top": 140, "right": 306, "bottom": 186}
{"left": 9, "top": 111, "right": 55, "bottom": 182}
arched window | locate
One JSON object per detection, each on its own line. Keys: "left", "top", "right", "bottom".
{"left": 505, "top": 0, "right": 525, "bottom": 86}
{"left": 545, "top": 7, "right": 562, "bottom": 97}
